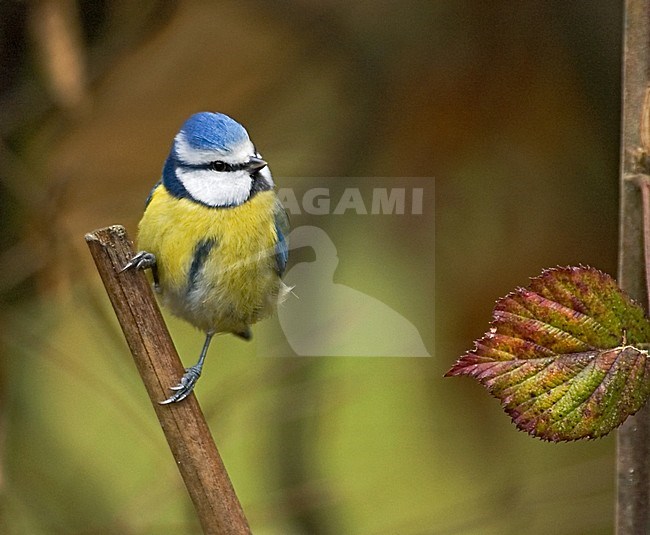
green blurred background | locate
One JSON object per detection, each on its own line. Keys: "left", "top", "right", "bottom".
{"left": 0, "top": 1, "right": 623, "bottom": 534}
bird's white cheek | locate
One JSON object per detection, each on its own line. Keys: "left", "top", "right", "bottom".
{"left": 177, "top": 168, "right": 251, "bottom": 206}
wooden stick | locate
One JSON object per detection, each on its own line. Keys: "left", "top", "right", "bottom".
{"left": 617, "top": 1, "right": 650, "bottom": 533}
{"left": 85, "top": 225, "right": 251, "bottom": 535}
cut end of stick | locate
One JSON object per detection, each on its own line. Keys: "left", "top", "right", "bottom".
{"left": 84, "top": 224, "right": 128, "bottom": 243}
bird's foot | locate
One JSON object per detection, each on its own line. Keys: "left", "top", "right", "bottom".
{"left": 120, "top": 251, "right": 160, "bottom": 290}
{"left": 159, "top": 364, "right": 202, "bottom": 404}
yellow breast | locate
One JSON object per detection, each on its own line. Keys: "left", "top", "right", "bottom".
{"left": 137, "top": 185, "right": 282, "bottom": 334}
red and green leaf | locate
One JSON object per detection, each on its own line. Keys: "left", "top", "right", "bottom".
{"left": 446, "top": 266, "right": 650, "bottom": 441}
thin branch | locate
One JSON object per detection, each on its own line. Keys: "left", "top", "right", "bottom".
{"left": 617, "top": 1, "right": 650, "bottom": 533}
{"left": 85, "top": 225, "right": 251, "bottom": 535}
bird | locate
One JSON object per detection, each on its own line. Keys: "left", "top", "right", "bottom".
{"left": 121, "top": 112, "right": 289, "bottom": 404}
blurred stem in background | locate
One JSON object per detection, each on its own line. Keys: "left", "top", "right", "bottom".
{"left": 29, "top": 0, "right": 88, "bottom": 110}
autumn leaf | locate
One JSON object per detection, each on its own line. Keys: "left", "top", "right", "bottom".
{"left": 446, "top": 266, "right": 650, "bottom": 441}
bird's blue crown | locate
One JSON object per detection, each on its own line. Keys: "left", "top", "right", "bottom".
{"left": 176, "top": 112, "right": 249, "bottom": 153}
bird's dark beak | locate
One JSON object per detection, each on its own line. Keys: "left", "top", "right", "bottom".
{"left": 245, "top": 156, "right": 267, "bottom": 173}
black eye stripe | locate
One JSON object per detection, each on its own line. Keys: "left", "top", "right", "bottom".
{"left": 181, "top": 160, "right": 253, "bottom": 172}
{"left": 207, "top": 161, "right": 252, "bottom": 172}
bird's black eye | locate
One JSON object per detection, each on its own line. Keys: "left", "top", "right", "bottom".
{"left": 209, "top": 161, "right": 228, "bottom": 172}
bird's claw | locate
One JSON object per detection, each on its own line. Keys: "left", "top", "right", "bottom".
{"left": 159, "top": 365, "right": 202, "bottom": 404}
{"left": 121, "top": 251, "right": 160, "bottom": 290}
{"left": 120, "top": 251, "right": 156, "bottom": 272}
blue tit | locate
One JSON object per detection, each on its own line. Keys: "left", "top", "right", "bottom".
{"left": 122, "top": 112, "right": 289, "bottom": 404}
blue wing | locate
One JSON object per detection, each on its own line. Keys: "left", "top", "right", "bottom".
{"left": 273, "top": 200, "right": 290, "bottom": 276}
{"left": 145, "top": 180, "right": 162, "bottom": 208}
